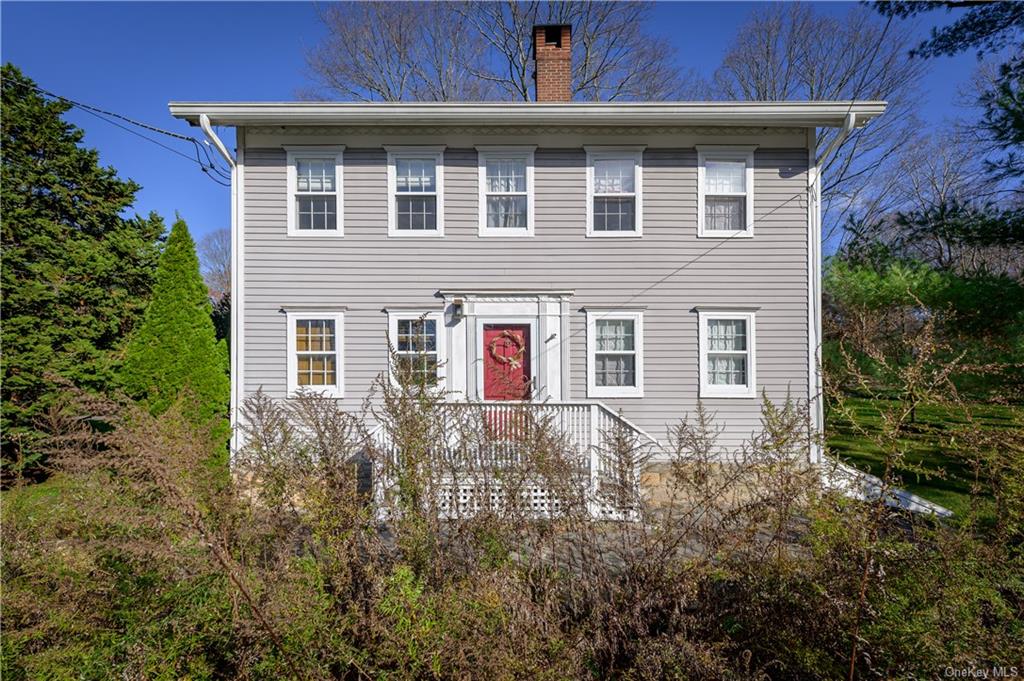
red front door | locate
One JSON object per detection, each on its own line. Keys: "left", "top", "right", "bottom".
{"left": 483, "top": 324, "right": 531, "bottom": 400}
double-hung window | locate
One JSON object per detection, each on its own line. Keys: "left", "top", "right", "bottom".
{"left": 387, "top": 311, "right": 445, "bottom": 389}
{"left": 698, "top": 308, "right": 756, "bottom": 398}
{"left": 697, "top": 146, "right": 755, "bottom": 238}
{"left": 477, "top": 146, "right": 535, "bottom": 237}
{"left": 285, "top": 147, "right": 344, "bottom": 236}
{"left": 386, "top": 146, "right": 445, "bottom": 237}
{"left": 286, "top": 310, "right": 344, "bottom": 398}
{"left": 586, "top": 147, "right": 644, "bottom": 237}
{"left": 586, "top": 309, "right": 644, "bottom": 398}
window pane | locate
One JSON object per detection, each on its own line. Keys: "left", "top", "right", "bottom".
{"left": 486, "top": 158, "right": 526, "bottom": 193}
{"left": 396, "top": 354, "right": 438, "bottom": 385}
{"left": 596, "top": 319, "right": 634, "bottom": 352}
{"left": 396, "top": 318, "right": 436, "bottom": 352}
{"left": 593, "top": 197, "right": 635, "bottom": 232}
{"left": 296, "top": 319, "right": 336, "bottom": 352}
{"left": 705, "top": 160, "right": 745, "bottom": 193}
{"left": 705, "top": 196, "right": 745, "bottom": 232}
{"left": 297, "top": 159, "right": 335, "bottom": 192}
{"left": 396, "top": 158, "right": 436, "bottom": 193}
{"left": 297, "top": 354, "right": 336, "bottom": 387}
{"left": 593, "top": 158, "right": 635, "bottom": 194}
{"left": 595, "top": 354, "right": 636, "bottom": 387}
{"left": 486, "top": 195, "right": 528, "bottom": 229}
{"left": 707, "top": 354, "right": 747, "bottom": 386}
{"left": 296, "top": 195, "right": 337, "bottom": 231}
{"left": 396, "top": 196, "right": 437, "bottom": 231}
{"left": 708, "top": 319, "right": 746, "bottom": 351}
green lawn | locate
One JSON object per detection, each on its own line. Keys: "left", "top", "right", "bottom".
{"left": 826, "top": 397, "right": 1022, "bottom": 518}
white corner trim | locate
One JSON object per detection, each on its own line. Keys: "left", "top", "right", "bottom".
{"left": 586, "top": 309, "right": 644, "bottom": 398}
{"left": 476, "top": 147, "right": 535, "bottom": 238}
{"left": 697, "top": 309, "right": 757, "bottom": 399}
{"left": 285, "top": 310, "right": 345, "bottom": 399}
{"left": 386, "top": 147, "right": 445, "bottom": 238}
{"left": 284, "top": 146, "right": 345, "bottom": 238}
{"left": 230, "top": 129, "right": 245, "bottom": 458}
{"left": 697, "top": 147, "right": 755, "bottom": 239}
{"left": 585, "top": 147, "right": 644, "bottom": 238}
{"left": 385, "top": 309, "right": 447, "bottom": 391}
{"left": 807, "top": 127, "right": 824, "bottom": 464}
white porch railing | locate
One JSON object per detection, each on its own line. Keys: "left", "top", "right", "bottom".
{"left": 370, "top": 400, "right": 658, "bottom": 518}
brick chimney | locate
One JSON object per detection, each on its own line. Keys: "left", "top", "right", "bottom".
{"left": 532, "top": 24, "right": 572, "bottom": 102}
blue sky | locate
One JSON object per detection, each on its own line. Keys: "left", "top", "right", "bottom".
{"left": 2, "top": 1, "right": 980, "bottom": 241}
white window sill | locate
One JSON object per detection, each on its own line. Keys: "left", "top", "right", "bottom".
{"left": 585, "top": 231, "right": 643, "bottom": 239}
{"left": 699, "top": 388, "right": 756, "bottom": 399}
{"left": 387, "top": 231, "right": 445, "bottom": 238}
{"left": 697, "top": 229, "right": 754, "bottom": 239}
{"left": 286, "top": 230, "right": 345, "bottom": 238}
{"left": 478, "top": 230, "right": 534, "bottom": 238}
{"left": 288, "top": 388, "right": 344, "bottom": 400}
{"left": 588, "top": 387, "right": 644, "bottom": 399}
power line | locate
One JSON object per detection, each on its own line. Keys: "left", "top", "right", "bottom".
{"left": 9, "top": 79, "right": 232, "bottom": 186}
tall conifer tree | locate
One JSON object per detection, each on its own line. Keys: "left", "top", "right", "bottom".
{"left": 1, "top": 64, "right": 164, "bottom": 475}
{"left": 121, "top": 218, "right": 230, "bottom": 456}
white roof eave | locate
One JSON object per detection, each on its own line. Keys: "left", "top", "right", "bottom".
{"left": 168, "top": 100, "right": 886, "bottom": 129}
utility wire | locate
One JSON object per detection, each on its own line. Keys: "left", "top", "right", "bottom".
{"left": 10, "top": 80, "right": 232, "bottom": 186}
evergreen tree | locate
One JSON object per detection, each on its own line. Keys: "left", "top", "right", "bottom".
{"left": 120, "top": 218, "right": 230, "bottom": 456}
{"left": 1, "top": 64, "right": 164, "bottom": 476}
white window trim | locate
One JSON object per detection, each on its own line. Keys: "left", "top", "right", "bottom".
{"left": 386, "top": 145, "right": 445, "bottom": 238}
{"left": 285, "top": 146, "right": 344, "bottom": 237}
{"left": 476, "top": 146, "right": 536, "bottom": 237}
{"left": 386, "top": 309, "right": 447, "bottom": 391}
{"left": 586, "top": 309, "right": 644, "bottom": 398}
{"left": 697, "top": 308, "right": 757, "bottom": 398}
{"left": 696, "top": 145, "right": 756, "bottom": 239}
{"left": 285, "top": 310, "right": 345, "bottom": 399}
{"left": 585, "top": 146, "right": 644, "bottom": 238}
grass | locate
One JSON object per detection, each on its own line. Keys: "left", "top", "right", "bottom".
{"left": 826, "top": 396, "right": 1022, "bottom": 518}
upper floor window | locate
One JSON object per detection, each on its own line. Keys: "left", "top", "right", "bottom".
{"left": 586, "top": 309, "right": 644, "bottom": 398}
{"left": 697, "top": 308, "right": 756, "bottom": 398}
{"left": 387, "top": 310, "right": 445, "bottom": 389}
{"left": 477, "top": 146, "right": 535, "bottom": 237}
{"left": 697, "top": 146, "right": 755, "bottom": 238}
{"left": 286, "top": 310, "right": 344, "bottom": 398}
{"left": 585, "top": 147, "right": 644, "bottom": 237}
{"left": 386, "top": 146, "right": 445, "bottom": 237}
{"left": 285, "top": 147, "right": 344, "bottom": 237}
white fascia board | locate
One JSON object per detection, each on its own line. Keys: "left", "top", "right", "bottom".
{"left": 169, "top": 101, "right": 887, "bottom": 129}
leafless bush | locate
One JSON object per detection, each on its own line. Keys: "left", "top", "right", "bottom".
{"left": 4, "top": 337, "right": 1021, "bottom": 678}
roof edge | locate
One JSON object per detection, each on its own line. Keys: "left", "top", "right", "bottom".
{"left": 168, "top": 100, "right": 886, "bottom": 129}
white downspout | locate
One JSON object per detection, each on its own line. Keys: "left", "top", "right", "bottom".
{"left": 199, "top": 113, "right": 235, "bottom": 169}
{"left": 817, "top": 112, "right": 857, "bottom": 169}
{"left": 198, "top": 114, "right": 242, "bottom": 459}
{"left": 807, "top": 111, "right": 857, "bottom": 465}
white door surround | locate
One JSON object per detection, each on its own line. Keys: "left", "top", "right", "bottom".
{"left": 438, "top": 290, "right": 574, "bottom": 401}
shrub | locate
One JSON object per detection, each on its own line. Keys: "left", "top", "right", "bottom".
{"left": 3, "top": 350, "right": 1021, "bottom": 678}
{"left": 120, "top": 218, "right": 230, "bottom": 461}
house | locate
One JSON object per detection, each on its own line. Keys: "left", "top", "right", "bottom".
{"left": 170, "top": 25, "right": 885, "bottom": 502}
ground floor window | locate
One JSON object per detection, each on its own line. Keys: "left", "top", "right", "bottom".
{"left": 388, "top": 310, "right": 445, "bottom": 388}
{"left": 286, "top": 311, "right": 344, "bottom": 398}
{"left": 698, "top": 309, "right": 756, "bottom": 398}
{"left": 586, "top": 309, "right": 644, "bottom": 398}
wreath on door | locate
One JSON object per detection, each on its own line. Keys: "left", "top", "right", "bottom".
{"left": 487, "top": 330, "right": 525, "bottom": 370}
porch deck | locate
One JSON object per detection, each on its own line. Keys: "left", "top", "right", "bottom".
{"left": 371, "top": 400, "right": 659, "bottom": 518}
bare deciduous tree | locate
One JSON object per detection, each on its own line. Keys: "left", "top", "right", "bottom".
{"left": 197, "top": 227, "right": 230, "bottom": 301}
{"left": 304, "top": 1, "right": 698, "bottom": 102}
{"left": 709, "top": 4, "right": 928, "bottom": 247}
{"left": 305, "top": 2, "right": 494, "bottom": 101}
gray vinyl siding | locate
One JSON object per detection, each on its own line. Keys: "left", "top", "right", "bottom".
{"left": 242, "top": 142, "right": 809, "bottom": 452}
